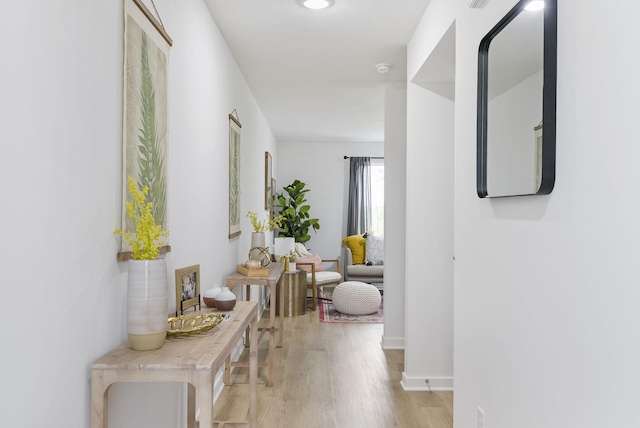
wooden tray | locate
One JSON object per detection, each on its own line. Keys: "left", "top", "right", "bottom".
{"left": 236, "top": 264, "right": 269, "bottom": 277}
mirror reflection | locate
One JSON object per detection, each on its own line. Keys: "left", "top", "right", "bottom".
{"left": 477, "top": 0, "right": 556, "bottom": 198}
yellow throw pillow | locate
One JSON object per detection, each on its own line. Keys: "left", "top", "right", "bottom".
{"left": 342, "top": 234, "right": 366, "bottom": 264}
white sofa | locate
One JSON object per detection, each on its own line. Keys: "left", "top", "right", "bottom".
{"left": 344, "top": 247, "right": 384, "bottom": 284}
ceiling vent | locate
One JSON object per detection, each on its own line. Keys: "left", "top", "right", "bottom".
{"left": 468, "top": 0, "right": 489, "bottom": 8}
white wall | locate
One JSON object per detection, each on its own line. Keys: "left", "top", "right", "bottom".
{"left": 404, "top": 14, "right": 456, "bottom": 390}
{"left": 0, "top": 1, "right": 275, "bottom": 426}
{"left": 276, "top": 140, "right": 383, "bottom": 261}
{"left": 382, "top": 83, "right": 408, "bottom": 349}
{"left": 0, "top": 2, "right": 124, "bottom": 427}
{"left": 410, "top": 0, "right": 640, "bottom": 426}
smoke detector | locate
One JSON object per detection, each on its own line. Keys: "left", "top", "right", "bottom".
{"left": 375, "top": 63, "right": 391, "bottom": 74}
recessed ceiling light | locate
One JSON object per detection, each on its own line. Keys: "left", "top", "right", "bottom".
{"left": 299, "top": 0, "right": 334, "bottom": 10}
{"left": 525, "top": 1, "right": 545, "bottom": 11}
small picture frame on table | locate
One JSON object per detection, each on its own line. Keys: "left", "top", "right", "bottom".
{"left": 175, "top": 265, "right": 200, "bottom": 315}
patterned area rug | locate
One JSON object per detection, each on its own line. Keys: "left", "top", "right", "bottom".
{"left": 318, "top": 292, "right": 383, "bottom": 323}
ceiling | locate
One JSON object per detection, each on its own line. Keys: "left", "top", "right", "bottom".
{"left": 203, "top": 0, "right": 431, "bottom": 143}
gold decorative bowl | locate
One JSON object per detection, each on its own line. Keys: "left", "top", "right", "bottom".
{"left": 167, "top": 313, "right": 225, "bottom": 336}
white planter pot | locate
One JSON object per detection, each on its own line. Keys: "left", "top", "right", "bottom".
{"left": 127, "top": 259, "right": 168, "bottom": 351}
{"left": 274, "top": 237, "right": 295, "bottom": 260}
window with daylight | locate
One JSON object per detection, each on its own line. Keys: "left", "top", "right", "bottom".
{"left": 370, "top": 159, "right": 384, "bottom": 236}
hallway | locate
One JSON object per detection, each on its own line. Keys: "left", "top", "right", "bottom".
{"left": 213, "top": 308, "right": 453, "bottom": 427}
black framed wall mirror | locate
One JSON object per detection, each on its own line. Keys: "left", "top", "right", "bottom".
{"left": 477, "top": 0, "right": 557, "bottom": 198}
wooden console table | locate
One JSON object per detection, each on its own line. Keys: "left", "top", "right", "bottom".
{"left": 225, "top": 262, "right": 284, "bottom": 387}
{"left": 91, "top": 301, "right": 258, "bottom": 428}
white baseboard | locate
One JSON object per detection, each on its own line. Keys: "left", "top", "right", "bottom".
{"left": 401, "top": 372, "right": 453, "bottom": 391}
{"left": 380, "top": 335, "right": 404, "bottom": 349}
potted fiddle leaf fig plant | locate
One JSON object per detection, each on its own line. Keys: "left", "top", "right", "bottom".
{"left": 275, "top": 179, "right": 320, "bottom": 245}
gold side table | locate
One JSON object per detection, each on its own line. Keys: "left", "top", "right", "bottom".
{"left": 277, "top": 270, "right": 307, "bottom": 317}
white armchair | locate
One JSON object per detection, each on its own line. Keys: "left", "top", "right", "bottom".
{"left": 294, "top": 243, "right": 342, "bottom": 310}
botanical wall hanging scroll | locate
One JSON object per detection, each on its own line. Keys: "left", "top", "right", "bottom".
{"left": 265, "top": 151, "right": 272, "bottom": 211}
{"left": 228, "top": 111, "right": 242, "bottom": 239}
{"left": 270, "top": 177, "right": 277, "bottom": 220}
{"left": 119, "top": 0, "right": 172, "bottom": 259}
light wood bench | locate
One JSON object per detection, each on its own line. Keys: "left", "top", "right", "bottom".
{"left": 91, "top": 301, "right": 259, "bottom": 428}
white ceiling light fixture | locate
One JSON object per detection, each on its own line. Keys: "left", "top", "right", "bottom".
{"left": 525, "top": 1, "right": 545, "bottom": 11}
{"left": 376, "top": 63, "right": 391, "bottom": 74}
{"left": 299, "top": 0, "right": 334, "bottom": 10}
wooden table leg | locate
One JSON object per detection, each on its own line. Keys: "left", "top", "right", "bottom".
{"left": 187, "top": 384, "right": 196, "bottom": 428}
{"left": 244, "top": 283, "right": 251, "bottom": 347}
{"left": 278, "top": 276, "right": 284, "bottom": 348}
{"left": 194, "top": 371, "right": 214, "bottom": 428}
{"left": 90, "top": 370, "right": 108, "bottom": 428}
{"left": 224, "top": 354, "right": 232, "bottom": 386}
{"left": 267, "top": 281, "right": 275, "bottom": 387}
{"left": 249, "top": 310, "right": 258, "bottom": 427}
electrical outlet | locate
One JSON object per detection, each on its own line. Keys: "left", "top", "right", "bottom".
{"left": 478, "top": 407, "right": 485, "bottom": 428}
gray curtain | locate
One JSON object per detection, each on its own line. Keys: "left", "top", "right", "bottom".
{"left": 347, "top": 157, "right": 371, "bottom": 236}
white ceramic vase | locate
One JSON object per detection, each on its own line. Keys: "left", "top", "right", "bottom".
{"left": 215, "top": 286, "right": 236, "bottom": 311}
{"left": 251, "top": 232, "right": 266, "bottom": 248}
{"left": 202, "top": 284, "right": 222, "bottom": 308}
{"left": 127, "top": 259, "right": 168, "bottom": 351}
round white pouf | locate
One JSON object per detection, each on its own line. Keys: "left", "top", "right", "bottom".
{"left": 332, "top": 281, "right": 381, "bottom": 315}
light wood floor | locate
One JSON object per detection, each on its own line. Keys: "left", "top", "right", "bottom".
{"left": 213, "top": 305, "right": 453, "bottom": 427}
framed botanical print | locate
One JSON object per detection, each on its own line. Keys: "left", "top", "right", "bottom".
{"left": 270, "top": 177, "right": 277, "bottom": 220}
{"left": 119, "top": 0, "right": 172, "bottom": 260}
{"left": 229, "top": 112, "right": 242, "bottom": 238}
{"left": 265, "top": 151, "right": 272, "bottom": 210}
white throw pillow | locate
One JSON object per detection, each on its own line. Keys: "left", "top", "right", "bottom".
{"left": 294, "top": 242, "right": 312, "bottom": 257}
{"left": 366, "top": 234, "right": 384, "bottom": 265}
